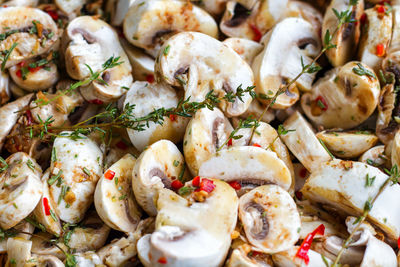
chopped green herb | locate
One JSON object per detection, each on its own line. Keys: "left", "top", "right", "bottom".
{"left": 50, "top": 210, "right": 58, "bottom": 222}
{"left": 119, "top": 194, "right": 127, "bottom": 200}
{"left": 318, "top": 138, "right": 334, "bottom": 160}
{"left": 352, "top": 63, "right": 376, "bottom": 79}
{"left": 58, "top": 185, "right": 67, "bottom": 204}
{"left": 12, "top": 203, "right": 18, "bottom": 209}
{"left": 83, "top": 167, "right": 91, "bottom": 176}
{"left": 26, "top": 160, "right": 35, "bottom": 171}
{"left": 173, "top": 160, "right": 180, "bottom": 167}
{"left": 1, "top": 42, "right": 18, "bottom": 71}
{"left": 51, "top": 147, "right": 57, "bottom": 162}
{"left": 163, "top": 45, "right": 171, "bottom": 56}
{"left": 178, "top": 186, "right": 194, "bottom": 195}
{"left": 0, "top": 156, "right": 8, "bottom": 172}
{"left": 365, "top": 174, "right": 376, "bottom": 187}
{"left": 48, "top": 170, "right": 63, "bottom": 186}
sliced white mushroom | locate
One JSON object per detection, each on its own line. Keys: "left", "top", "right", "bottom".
{"left": 74, "top": 251, "right": 103, "bottom": 266}
{"left": 252, "top": 18, "right": 321, "bottom": 109}
{"left": 132, "top": 139, "right": 187, "bottom": 216}
{"left": 191, "top": 0, "right": 227, "bottom": 16}
{"left": 0, "top": 152, "right": 42, "bottom": 229}
{"left": 138, "top": 179, "right": 238, "bottom": 266}
{"left": 358, "top": 7, "right": 392, "bottom": 72}
{"left": 54, "top": 0, "right": 85, "bottom": 17}
{"left": 232, "top": 99, "right": 275, "bottom": 124}
{"left": 391, "top": 130, "right": 400, "bottom": 168}
{"left": 223, "top": 38, "right": 263, "bottom": 65}
{"left": 1, "top": 0, "right": 38, "bottom": 7}
{"left": 0, "top": 220, "right": 34, "bottom": 253}
{"left": 27, "top": 254, "right": 64, "bottom": 267}
{"left": 301, "top": 61, "right": 380, "bottom": 129}
{"left": 124, "top": 81, "right": 189, "bottom": 151}
{"left": 239, "top": 185, "right": 300, "bottom": 253}
{"left": 272, "top": 246, "right": 333, "bottom": 267}
{"left": 227, "top": 245, "right": 273, "bottom": 267}
{"left": 316, "top": 130, "right": 378, "bottom": 158}
{"left": 104, "top": 136, "right": 139, "bottom": 168}
{"left": 199, "top": 146, "right": 292, "bottom": 191}
{"left": 106, "top": 0, "right": 135, "bottom": 26}
{"left": 95, "top": 154, "right": 141, "bottom": 233}
{"left": 123, "top": 0, "right": 218, "bottom": 57}
{"left": 0, "top": 71, "right": 11, "bottom": 105}
{"left": 322, "top": 0, "right": 363, "bottom": 66}
{"left": 49, "top": 132, "right": 103, "bottom": 223}
{"left": 0, "top": 7, "right": 58, "bottom": 68}
{"left": 389, "top": 5, "right": 400, "bottom": 53}
{"left": 285, "top": 0, "right": 323, "bottom": 35}
{"left": 280, "top": 112, "right": 332, "bottom": 172}
{"left": 155, "top": 31, "right": 254, "bottom": 117}
{"left": 0, "top": 93, "right": 32, "bottom": 150}
{"left": 64, "top": 16, "right": 133, "bottom": 103}
{"left": 302, "top": 159, "right": 400, "bottom": 240}
{"left": 6, "top": 237, "right": 32, "bottom": 267}
{"left": 360, "top": 233, "right": 397, "bottom": 267}
{"left": 359, "top": 145, "right": 387, "bottom": 167}
{"left": 31, "top": 232, "right": 65, "bottom": 259}
{"left": 183, "top": 107, "right": 233, "bottom": 176}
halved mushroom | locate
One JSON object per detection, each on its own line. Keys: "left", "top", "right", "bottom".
{"left": 0, "top": 152, "right": 42, "bottom": 229}
{"left": 64, "top": 16, "right": 133, "bottom": 103}
{"left": 358, "top": 7, "right": 392, "bottom": 72}
{"left": 272, "top": 246, "right": 333, "bottom": 267}
{"left": 104, "top": 136, "right": 139, "bottom": 168}
{"left": 252, "top": 18, "right": 321, "bottom": 109}
{"left": 132, "top": 139, "right": 188, "bottom": 216}
{"left": 27, "top": 255, "right": 64, "bottom": 267}
{"left": 0, "top": 7, "right": 58, "bottom": 68}
{"left": 120, "top": 39, "right": 155, "bottom": 82}
{"left": 222, "top": 38, "right": 263, "bottom": 65}
{"left": 49, "top": 131, "right": 103, "bottom": 223}
{"left": 0, "top": 93, "right": 32, "bottom": 150}
{"left": 54, "top": 0, "right": 86, "bottom": 18}
{"left": 106, "top": 0, "right": 135, "bottom": 26}
{"left": 239, "top": 185, "right": 300, "bottom": 253}
{"left": 155, "top": 31, "right": 254, "bottom": 117}
{"left": 359, "top": 145, "right": 388, "bottom": 168}
{"left": 199, "top": 146, "right": 292, "bottom": 192}
{"left": 183, "top": 107, "right": 233, "bottom": 176}
{"left": 138, "top": 179, "right": 238, "bottom": 266}
{"left": 0, "top": 71, "right": 11, "bottom": 105}
{"left": 0, "top": 220, "right": 34, "bottom": 253}
{"left": 285, "top": 0, "right": 323, "bottom": 35}
{"left": 123, "top": 0, "right": 218, "bottom": 57}
{"left": 301, "top": 61, "right": 380, "bottom": 129}
{"left": 299, "top": 215, "right": 343, "bottom": 241}
{"left": 31, "top": 232, "right": 65, "bottom": 259}
{"left": 316, "top": 130, "right": 378, "bottom": 158}
{"left": 232, "top": 99, "right": 275, "bottom": 124}
{"left": 124, "top": 81, "right": 189, "bottom": 151}
{"left": 6, "top": 237, "right": 32, "bottom": 267}
{"left": 94, "top": 154, "right": 141, "bottom": 233}
{"left": 227, "top": 245, "right": 273, "bottom": 267}
{"left": 191, "top": 0, "right": 228, "bottom": 16}
{"left": 280, "top": 112, "right": 332, "bottom": 172}
{"left": 302, "top": 159, "right": 400, "bottom": 240}
{"left": 322, "top": 0, "right": 363, "bottom": 66}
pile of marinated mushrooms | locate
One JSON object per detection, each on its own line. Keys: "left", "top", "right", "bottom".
{"left": 1, "top": 0, "right": 400, "bottom": 266}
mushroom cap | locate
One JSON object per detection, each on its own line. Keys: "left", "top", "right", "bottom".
{"left": 124, "top": 81, "right": 188, "bottom": 152}
{"left": 199, "top": 146, "right": 292, "bottom": 191}
{"left": 0, "top": 152, "right": 42, "bottom": 229}
{"left": 316, "top": 131, "right": 378, "bottom": 159}
{"left": 358, "top": 7, "right": 392, "bottom": 72}
{"left": 155, "top": 31, "right": 254, "bottom": 117}
{"left": 301, "top": 62, "right": 380, "bottom": 129}
{"left": 49, "top": 131, "right": 103, "bottom": 223}
{"left": 0, "top": 7, "right": 58, "bottom": 68}
{"left": 120, "top": 39, "right": 155, "bottom": 81}
{"left": 54, "top": 0, "right": 85, "bottom": 16}
{"left": 239, "top": 185, "right": 300, "bottom": 253}
{"left": 94, "top": 154, "right": 142, "bottom": 233}
{"left": 360, "top": 234, "right": 398, "bottom": 267}
{"left": 322, "top": 0, "right": 363, "bottom": 66}
{"left": 64, "top": 16, "right": 133, "bottom": 103}
{"left": 132, "top": 139, "right": 187, "bottom": 216}
{"left": 222, "top": 37, "right": 263, "bottom": 65}
{"left": 252, "top": 18, "right": 321, "bottom": 108}
{"left": 302, "top": 159, "right": 400, "bottom": 240}
{"left": 183, "top": 107, "right": 233, "bottom": 176}
{"left": 123, "top": 0, "right": 218, "bottom": 57}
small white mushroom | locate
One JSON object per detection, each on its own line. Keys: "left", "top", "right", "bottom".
{"left": 272, "top": 246, "right": 333, "bottom": 267}
{"left": 106, "top": 0, "right": 135, "bottom": 26}
{"left": 49, "top": 132, "right": 103, "bottom": 223}
{"left": 132, "top": 139, "right": 188, "bottom": 216}
{"left": 301, "top": 62, "right": 380, "bottom": 129}
{"left": 0, "top": 152, "right": 42, "bottom": 230}
{"left": 252, "top": 18, "right": 321, "bottom": 109}
{"left": 358, "top": 7, "right": 392, "bottom": 71}
{"left": 0, "top": 7, "right": 58, "bottom": 68}
{"left": 155, "top": 31, "right": 254, "bottom": 117}
{"left": 64, "top": 16, "right": 133, "bottom": 103}
{"left": 94, "top": 154, "right": 141, "bottom": 233}
{"left": 73, "top": 251, "right": 103, "bottom": 266}
{"left": 223, "top": 37, "right": 263, "bottom": 65}
{"left": 123, "top": 0, "right": 218, "bottom": 57}
{"left": 359, "top": 145, "right": 387, "bottom": 167}
{"left": 322, "top": 0, "right": 363, "bottom": 66}
{"left": 124, "top": 81, "right": 189, "bottom": 151}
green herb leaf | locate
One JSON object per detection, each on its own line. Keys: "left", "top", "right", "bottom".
{"left": 352, "top": 63, "right": 377, "bottom": 79}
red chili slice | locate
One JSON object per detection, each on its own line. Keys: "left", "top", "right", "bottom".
{"left": 169, "top": 114, "right": 177, "bottom": 122}
{"left": 250, "top": 24, "right": 262, "bottom": 42}
{"left": 157, "top": 257, "right": 167, "bottom": 264}
{"left": 315, "top": 96, "right": 328, "bottom": 111}
{"left": 377, "top": 5, "right": 385, "bottom": 13}
{"left": 376, "top": 43, "right": 385, "bottom": 57}
{"left": 192, "top": 176, "right": 200, "bottom": 187}
{"left": 43, "top": 197, "right": 51, "bottom": 216}
{"left": 16, "top": 69, "right": 22, "bottom": 78}
{"left": 295, "top": 224, "right": 325, "bottom": 264}
{"left": 171, "top": 179, "right": 184, "bottom": 190}
{"left": 397, "top": 236, "right": 400, "bottom": 250}
{"left": 227, "top": 138, "right": 233, "bottom": 147}
{"left": 146, "top": 74, "right": 155, "bottom": 83}
{"left": 28, "top": 66, "right": 42, "bottom": 73}
{"left": 252, "top": 143, "right": 261, "bottom": 147}
{"left": 228, "top": 181, "right": 241, "bottom": 190}
{"left": 45, "top": 8, "right": 59, "bottom": 20}
{"left": 89, "top": 99, "right": 104, "bottom": 105}
{"left": 104, "top": 170, "right": 115, "bottom": 180}
{"left": 26, "top": 110, "right": 33, "bottom": 126}
{"left": 197, "top": 178, "right": 216, "bottom": 193}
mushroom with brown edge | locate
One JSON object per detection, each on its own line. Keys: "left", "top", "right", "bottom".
{"left": 252, "top": 18, "right": 321, "bottom": 109}
{"left": 155, "top": 31, "right": 254, "bottom": 117}
{"left": 301, "top": 61, "right": 380, "bottom": 130}
{"left": 359, "top": 145, "right": 388, "bottom": 167}
{"left": 105, "top": 0, "right": 135, "bottom": 26}
{"left": 0, "top": 71, "right": 11, "bottom": 105}
{"left": 222, "top": 37, "right": 263, "bottom": 65}
{"left": 123, "top": 0, "right": 218, "bottom": 57}
{"left": 63, "top": 16, "right": 133, "bottom": 104}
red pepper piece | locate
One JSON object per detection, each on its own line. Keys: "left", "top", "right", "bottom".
{"left": 171, "top": 180, "right": 184, "bottom": 190}
{"left": 295, "top": 224, "right": 325, "bottom": 264}
{"left": 227, "top": 138, "right": 233, "bottom": 147}
{"left": 146, "top": 74, "right": 155, "bottom": 83}
{"left": 116, "top": 140, "right": 128, "bottom": 150}
{"left": 192, "top": 176, "right": 200, "bottom": 187}
{"left": 169, "top": 114, "right": 177, "bottom": 122}
{"left": 16, "top": 69, "right": 22, "bottom": 78}
{"left": 157, "top": 257, "right": 167, "bottom": 264}
{"left": 252, "top": 143, "right": 261, "bottom": 147}
{"left": 377, "top": 5, "right": 385, "bottom": 13}
{"left": 28, "top": 66, "right": 42, "bottom": 73}
{"left": 104, "top": 170, "right": 115, "bottom": 180}
{"left": 45, "top": 7, "right": 59, "bottom": 20}
{"left": 17, "top": 61, "right": 26, "bottom": 67}
{"left": 197, "top": 178, "right": 216, "bottom": 193}
{"left": 376, "top": 43, "right": 385, "bottom": 57}
{"left": 89, "top": 99, "right": 104, "bottom": 105}
{"left": 229, "top": 181, "right": 241, "bottom": 190}
{"left": 26, "top": 110, "right": 33, "bottom": 126}
{"left": 398, "top": 237, "right": 400, "bottom": 250}
{"left": 250, "top": 24, "right": 262, "bottom": 42}
{"left": 315, "top": 96, "right": 328, "bottom": 111}
{"left": 43, "top": 197, "right": 51, "bottom": 216}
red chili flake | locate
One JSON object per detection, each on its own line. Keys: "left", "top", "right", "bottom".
{"left": 104, "top": 170, "right": 115, "bottom": 180}
{"left": 299, "top": 168, "right": 308, "bottom": 178}
{"left": 157, "top": 257, "right": 167, "bottom": 264}
{"left": 397, "top": 237, "right": 400, "bottom": 250}
{"left": 43, "top": 197, "right": 51, "bottom": 216}
{"left": 249, "top": 24, "right": 262, "bottom": 42}
{"left": 116, "top": 140, "right": 128, "bottom": 150}
{"left": 171, "top": 179, "right": 184, "bottom": 190}
{"left": 89, "top": 99, "right": 104, "bottom": 105}
{"left": 197, "top": 178, "right": 216, "bottom": 193}
{"left": 28, "top": 66, "right": 42, "bottom": 73}
{"left": 315, "top": 96, "right": 328, "bottom": 111}
{"left": 377, "top": 5, "right": 385, "bottom": 13}
{"left": 16, "top": 69, "right": 22, "bottom": 78}
{"left": 252, "top": 143, "right": 261, "bottom": 148}
{"left": 376, "top": 43, "right": 385, "bottom": 57}
{"left": 192, "top": 176, "right": 200, "bottom": 187}
{"left": 295, "top": 191, "right": 303, "bottom": 200}
{"left": 227, "top": 138, "right": 233, "bottom": 147}
{"left": 146, "top": 74, "right": 155, "bottom": 83}
{"left": 250, "top": 251, "right": 261, "bottom": 257}
{"left": 169, "top": 114, "right": 177, "bottom": 122}
{"left": 17, "top": 61, "right": 26, "bottom": 67}
{"left": 26, "top": 110, "right": 33, "bottom": 126}
{"left": 228, "top": 181, "right": 241, "bottom": 190}
{"left": 45, "top": 9, "right": 59, "bottom": 20}
{"left": 295, "top": 224, "right": 325, "bottom": 264}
